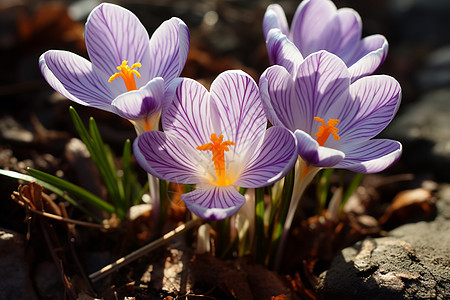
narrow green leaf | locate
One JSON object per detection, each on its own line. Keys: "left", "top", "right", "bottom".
{"left": 88, "top": 117, "right": 125, "bottom": 214}
{"left": 27, "top": 168, "right": 115, "bottom": 213}
{"left": 340, "top": 173, "right": 364, "bottom": 211}
{"left": 269, "top": 167, "right": 295, "bottom": 267}
{"left": 317, "top": 168, "right": 334, "bottom": 213}
{"left": 0, "top": 169, "right": 101, "bottom": 221}
{"left": 254, "top": 187, "right": 266, "bottom": 264}
{"left": 122, "top": 139, "right": 132, "bottom": 208}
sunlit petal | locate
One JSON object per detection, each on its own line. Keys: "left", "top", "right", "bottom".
{"left": 40, "top": 50, "right": 113, "bottom": 111}
{"left": 335, "top": 139, "right": 402, "bottom": 173}
{"left": 181, "top": 184, "right": 246, "bottom": 220}
{"left": 148, "top": 17, "right": 190, "bottom": 82}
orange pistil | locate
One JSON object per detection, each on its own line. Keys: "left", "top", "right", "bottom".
{"left": 108, "top": 60, "right": 142, "bottom": 91}
{"left": 314, "top": 117, "right": 340, "bottom": 146}
{"left": 197, "top": 133, "right": 235, "bottom": 186}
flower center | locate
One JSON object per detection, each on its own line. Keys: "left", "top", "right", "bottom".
{"left": 108, "top": 60, "right": 142, "bottom": 91}
{"left": 314, "top": 117, "right": 340, "bottom": 146}
{"left": 197, "top": 133, "right": 235, "bottom": 186}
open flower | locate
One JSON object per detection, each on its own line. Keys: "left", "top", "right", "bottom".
{"left": 39, "top": 3, "right": 190, "bottom": 134}
{"left": 263, "top": 0, "right": 388, "bottom": 82}
{"left": 133, "top": 71, "right": 297, "bottom": 220}
{"left": 259, "top": 50, "right": 402, "bottom": 174}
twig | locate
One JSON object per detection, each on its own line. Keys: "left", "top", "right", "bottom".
{"left": 12, "top": 191, "right": 110, "bottom": 229}
{"left": 89, "top": 218, "right": 202, "bottom": 282}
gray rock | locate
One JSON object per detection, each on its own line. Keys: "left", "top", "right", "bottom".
{"left": 383, "top": 88, "right": 450, "bottom": 180}
{"left": 0, "top": 229, "right": 38, "bottom": 300}
{"left": 316, "top": 186, "right": 450, "bottom": 299}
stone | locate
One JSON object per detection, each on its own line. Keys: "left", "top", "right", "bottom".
{"left": 0, "top": 228, "right": 38, "bottom": 300}
{"left": 316, "top": 185, "right": 450, "bottom": 300}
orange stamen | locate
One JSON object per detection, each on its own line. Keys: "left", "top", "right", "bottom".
{"left": 314, "top": 117, "right": 340, "bottom": 146}
{"left": 197, "top": 133, "right": 235, "bottom": 186}
{"left": 108, "top": 60, "right": 142, "bottom": 91}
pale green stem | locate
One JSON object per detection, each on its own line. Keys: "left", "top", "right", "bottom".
{"left": 133, "top": 123, "right": 161, "bottom": 226}
{"left": 274, "top": 158, "right": 321, "bottom": 270}
{"left": 148, "top": 172, "right": 160, "bottom": 224}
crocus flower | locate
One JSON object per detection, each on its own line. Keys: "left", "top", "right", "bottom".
{"left": 39, "top": 3, "right": 190, "bottom": 134}
{"left": 263, "top": 0, "right": 388, "bottom": 82}
{"left": 260, "top": 50, "right": 402, "bottom": 269}
{"left": 259, "top": 50, "right": 402, "bottom": 175}
{"left": 133, "top": 70, "right": 297, "bottom": 220}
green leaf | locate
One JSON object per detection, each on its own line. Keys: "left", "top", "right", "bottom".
{"left": 0, "top": 169, "right": 101, "bottom": 221}
{"left": 27, "top": 168, "right": 115, "bottom": 214}
{"left": 69, "top": 107, "right": 126, "bottom": 219}
{"left": 254, "top": 187, "right": 266, "bottom": 264}
{"left": 340, "top": 172, "right": 364, "bottom": 211}
{"left": 122, "top": 139, "right": 132, "bottom": 208}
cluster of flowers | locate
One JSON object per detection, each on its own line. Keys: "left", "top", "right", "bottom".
{"left": 40, "top": 0, "right": 402, "bottom": 221}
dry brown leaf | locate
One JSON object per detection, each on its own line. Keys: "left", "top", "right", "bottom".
{"left": 379, "top": 188, "right": 436, "bottom": 227}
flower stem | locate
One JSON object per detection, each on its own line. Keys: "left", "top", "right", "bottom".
{"left": 274, "top": 159, "right": 320, "bottom": 270}
{"left": 147, "top": 173, "right": 161, "bottom": 226}
{"left": 269, "top": 167, "right": 295, "bottom": 267}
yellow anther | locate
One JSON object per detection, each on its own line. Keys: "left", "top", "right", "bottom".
{"left": 108, "top": 60, "right": 142, "bottom": 91}
{"left": 197, "top": 133, "right": 235, "bottom": 186}
{"left": 314, "top": 117, "right": 340, "bottom": 146}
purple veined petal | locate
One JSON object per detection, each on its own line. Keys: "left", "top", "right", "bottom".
{"left": 325, "top": 8, "right": 362, "bottom": 63}
{"left": 294, "top": 50, "right": 350, "bottom": 134}
{"left": 40, "top": 50, "right": 113, "bottom": 111}
{"left": 162, "top": 77, "right": 221, "bottom": 150}
{"left": 295, "top": 130, "right": 345, "bottom": 168}
{"left": 347, "top": 34, "right": 388, "bottom": 82}
{"left": 85, "top": 3, "right": 151, "bottom": 88}
{"left": 181, "top": 184, "right": 246, "bottom": 220}
{"left": 111, "top": 77, "right": 164, "bottom": 123}
{"left": 133, "top": 130, "right": 208, "bottom": 184}
{"left": 266, "top": 29, "right": 304, "bottom": 75}
{"left": 211, "top": 70, "right": 266, "bottom": 159}
{"left": 263, "top": 4, "right": 289, "bottom": 40}
{"left": 335, "top": 139, "right": 402, "bottom": 173}
{"left": 234, "top": 126, "right": 297, "bottom": 188}
{"left": 259, "top": 65, "right": 299, "bottom": 131}
{"left": 290, "top": 0, "right": 337, "bottom": 56}
{"left": 148, "top": 17, "right": 190, "bottom": 82}
{"left": 335, "top": 75, "right": 401, "bottom": 146}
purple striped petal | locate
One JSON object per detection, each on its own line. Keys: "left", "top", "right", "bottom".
{"left": 148, "top": 17, "right": 190, "bottom": 82}
{"left": 348, "top": 35, "right": 389, "bottom": 82}
{"left": 181, "top": 184, "right": 246, "bottom": 220}
{"left": 211, "top": 70, "right": 267, "bottom": 157}
{"left": 290, "top": 0, "right": 336, "bottom": 56}
{"left": 85, "top": 3, "right": 151, "bottom": 89}
{"left": 234, "top": 126, "right": 297, "bottom": 187}
{"left": 335, "top": 75, "right": 401, "bottom": 146}
{"left": 266, "top": 29, "right": 303, "bottom": 75}
{"left": 111, "top": 77, "right": 164, "bottom": 122}
{"left": 133, "top": 131, "right": 207, "bottom": 184}
{"left": 335, "top": 139, "right": 402, "bottom": 173}
{"left": 263, "top": 4, "right": 289, "bottom": 40}
{"left": 326, "top": 8, "right": 362, "bottom": 62}
{"left": 162, "top": 78, "right": 221, "bottom": 150}
{"left": 259, "top": 65, "right": 298, "bottom": 131}
{"left": 39, "top": 50, "right": 113, "bottom": 111}
{"left": 294, "top": 51, "right": 350, "bottom": 134}
{"left": 295, "top": 130, "right": 344, "bottom": 167}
